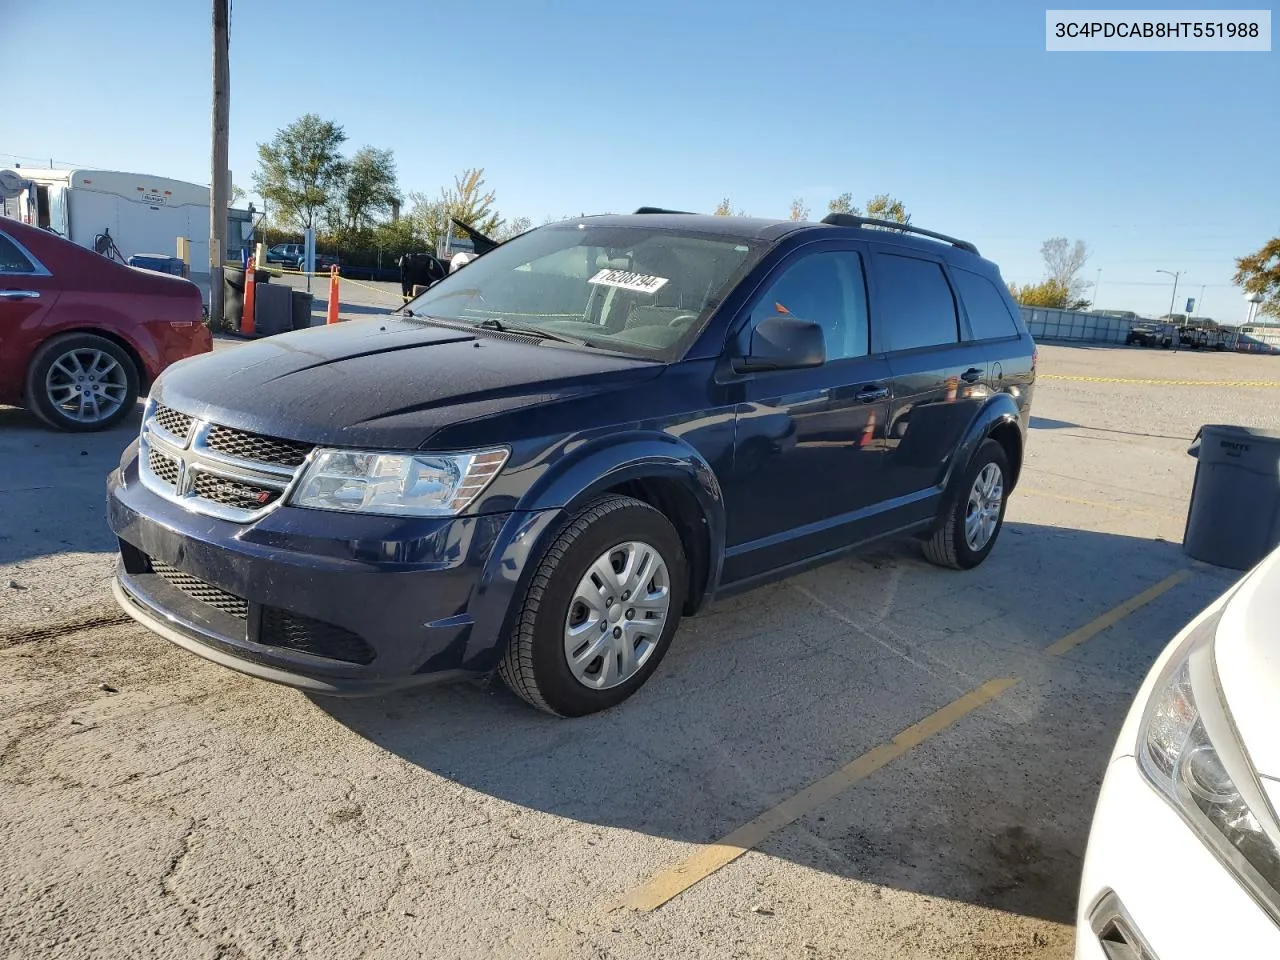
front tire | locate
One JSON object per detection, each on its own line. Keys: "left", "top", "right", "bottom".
{"left": 498, "top": 495, "right": 687, "bottom": 717}
{"left": 923, "top": 439, "right": 1010, "bottom": 570}
{"left": 24, "top": 333, "right": 139, "bottom": 432}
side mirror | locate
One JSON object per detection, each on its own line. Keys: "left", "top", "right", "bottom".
{"left": 734, "top": 315, "right": 826, "bottom": 372}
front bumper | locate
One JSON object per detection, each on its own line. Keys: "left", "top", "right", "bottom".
{"left": 1076, "top": 757, "right": 1280, "bottom": 959}
{"left": 108, "top": 444, "right": 562, "bottom": 695}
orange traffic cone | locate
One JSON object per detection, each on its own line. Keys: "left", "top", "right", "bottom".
{"left": 242, "top": 257, "right": 257, "bottom": 336}
{"left": 860, "top": 410, "right": 876, "bottom": 448}
{"left": 326, "top": 265, "right": 340, "bottom": 325}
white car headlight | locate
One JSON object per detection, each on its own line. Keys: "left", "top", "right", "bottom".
{"left": 289, "top": 448, "right": 508, "bottom": 517}
{"left": 1138, "top": 609, "right": 1280, "bottom": 920}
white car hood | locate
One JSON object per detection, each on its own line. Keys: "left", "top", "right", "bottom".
{"left": 1214, "top": 547, "right": 1280, "bottom": 781}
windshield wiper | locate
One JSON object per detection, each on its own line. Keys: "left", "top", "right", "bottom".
{"left": 474, "top": 317, "right": 590, "bottom": 347}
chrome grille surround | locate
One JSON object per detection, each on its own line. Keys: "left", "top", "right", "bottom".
{"left": 138, "top": 399, "right": 314, "bottom": 523}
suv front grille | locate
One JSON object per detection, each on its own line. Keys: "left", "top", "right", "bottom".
{"left": 261, "top": 607, "right": 376, "bottom": 665}
{"left": 190, "top": 472, "right": 282, "bottom": 511}
{"left": 139, "top": 404, "right": 315, "bottom": 523}
{"left": 143, "top": 557, "right": 375, "bottom": 664}
{"left": 150, "top": 560, "right": 249, "bottom": 620}
{"left": 148, "top": 448, "right": 180, "bottom": 487}
{"left": 205, "top": 426, "right": 313, "bottom": 468}
{"left": 153, "top": 405, "right": 193, "bottom": 443}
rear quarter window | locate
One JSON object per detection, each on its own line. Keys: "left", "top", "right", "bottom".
{"left": 952, "top": 267, "right": 1021, "bottom": 341}
{"left": 0, "top": 235, "right": 35, "bottom": 273}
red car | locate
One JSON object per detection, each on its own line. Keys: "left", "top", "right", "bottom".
{"left": 0, "top": 218, "right": 210, "bottom": 431}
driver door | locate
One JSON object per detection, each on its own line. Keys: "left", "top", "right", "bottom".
{"left": 720, "top": 243, "right": 892, "bottom": 584}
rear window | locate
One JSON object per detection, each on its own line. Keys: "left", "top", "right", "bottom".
{"left": 0, "top": 234, "right": 35, "bottom": 273}
{"left": 952, "top": 267, "right": 1021, "bottom": 341}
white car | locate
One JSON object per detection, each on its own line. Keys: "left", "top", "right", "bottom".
{"left": 1076, "top": 547, "right": 1280, "bottom": 958}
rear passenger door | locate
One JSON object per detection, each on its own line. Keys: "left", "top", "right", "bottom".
{"left": 949, "top": 265, "right": 1034, "bottom": 402}
{"left": 872, "top": 251, "right": 989, "bottom": 521}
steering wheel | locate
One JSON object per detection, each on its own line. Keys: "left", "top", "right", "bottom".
{"left": 668, "top": 314, "right": 698, "bottom": 328}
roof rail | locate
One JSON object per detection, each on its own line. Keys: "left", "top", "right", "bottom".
{"left": 819, "top": 213, "right": 979, "bottom": 255}
{"left": 633, "top": 206, "right": 696, "bottom": 215}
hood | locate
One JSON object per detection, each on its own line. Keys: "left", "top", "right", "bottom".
{"left": 153, "top": 318, "right": 662, "bottom": 449}
{"left": 1213, "top": 546, "right": 1280, "bottom": 781}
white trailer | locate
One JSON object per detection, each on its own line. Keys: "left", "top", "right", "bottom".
{"left": 0, "top": 168, "right": 252, "bottom": 277}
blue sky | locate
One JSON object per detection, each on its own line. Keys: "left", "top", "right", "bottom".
{"left": 4, "top": 0, "right": 1276, "bottom": 321}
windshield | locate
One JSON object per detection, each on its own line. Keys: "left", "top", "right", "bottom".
{"left": 402, "top": 222, "right": 762, "bottom": 360}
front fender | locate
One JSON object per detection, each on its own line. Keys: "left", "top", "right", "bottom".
{"left": 463, "top": 433, "right": 728, "bottom": 670}
{"left": 524, "top": 430, "right": 727, "bottom": 596}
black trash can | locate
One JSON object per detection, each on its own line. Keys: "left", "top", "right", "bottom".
{"left": 290, "top": 290, "right": 315, "bottom": 330}
{"left": 1183, "top": 424, "right": 1280, "bottom": 570}
{"left": 223, "top": 266, "right": 272, "bottom": 332}
{"left": 252, "top": 283, "right": 293, "bottom": 337}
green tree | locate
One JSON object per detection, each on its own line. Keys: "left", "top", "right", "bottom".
{"left": 1008, "top": 279, "right": 1070, "bottom": 308}
{"left": 408, "top": 168, "right": 503, "bottom": 248}
{"left": 789, "top": 198, "right": 810, "bottom": 221}
{"left": 1235, "top": 237, "right": 1280, "bottom": 319}
{"left": 332, "top": 146, "right": 400, "bottom": 234}
{"left": 230, "top": 183, "right": 247, "bottom": 205}
{"left": 864, "top": 193, "right": 910, "bottom": 224}
{"left": 495, "top": 216, "right": 533, "bottom": 241}
{"left": 827, "top": 192, "right": 860, "bottom": 216}
{"left": 1041, "top": 237, "right": 1090, "bottom": 303}
{"left": 713, "top": 197, "right": 747, "bottom": 216}
{"left": 252, "top": 114, "right": 349, "bottom": 231}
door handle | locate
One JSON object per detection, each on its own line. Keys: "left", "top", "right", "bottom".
{"left": 855, "top": 384, "right": 889, "bottom": 403}
{"left": 0, "top": 290, "right": 40, "bottom": 300}
{"left": 960, "top": 367, "right": 983, "bottom": 383}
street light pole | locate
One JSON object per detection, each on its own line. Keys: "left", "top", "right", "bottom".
{"left": 209, "top": 0, "right": 230, "bottom": 330}
{"left": 1156, "top": 269, "right": 1182, "bottom": 319}
{"left": 1094, "top": 267, "right": 1102, "bottom": 309}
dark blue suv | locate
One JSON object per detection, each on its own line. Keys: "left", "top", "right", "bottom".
{"left": 107, "top": 211, "right": 1036, "bottom": 716}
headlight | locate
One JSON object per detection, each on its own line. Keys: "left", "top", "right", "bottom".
{"left": 1138, "top": 609, "right": 1280, "bottom": 920}
{"left": 289, "top": 448, "right": 508, "bottom": 517}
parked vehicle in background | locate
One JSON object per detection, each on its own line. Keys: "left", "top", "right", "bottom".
{"left": 294, "top": 252, "right": 339, "bottom": 274}
{"left": 1177, "top": 326, "right": 1229, "bottom": 351}
{"left": 0, "top": 218, "right": 210, "bottom": 431}
{"left": 108, "top": 210, "right": 1035, "bottom": 716}
{"left": 1126, "top": 322, "right": 1173, "bottom": 348}
{"left": 265, "top": 243, "right": 303, "bottom": 266}
{"left": 1075, "top": 545, "right": 1280, "bottom": 959}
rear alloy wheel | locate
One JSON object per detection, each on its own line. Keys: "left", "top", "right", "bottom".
{"left": 499, "top": 495, "right": 687, "bottom": 716}
{"left": 923, "top": 439, "right": 1010, "bottom": 570}
{"left": 25, "top": 333, "right": 139, "bottom": 432}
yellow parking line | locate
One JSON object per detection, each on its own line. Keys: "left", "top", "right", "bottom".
{"left": 613, "top": 677, "right": 1018, "bottom": 912}
{"left": 613, "top": 568, "right": 1194, "bottom": 912}
{"left": 1019, "top": 487, "right": 1182, "bottom": 522}
{"left": 1040, "top": 374, "right": 1280, "bottom": 388}
{"left": 1043, "top": 570, "right": 1190, "bottom": 656}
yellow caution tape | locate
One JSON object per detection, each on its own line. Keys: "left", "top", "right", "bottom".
{"left": 1040, "top": 374, "right": 1280, "bottom": 388}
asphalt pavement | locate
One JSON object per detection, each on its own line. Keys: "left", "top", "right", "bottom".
{"left": 3, "top": 343, "right": 1277, "bottom": 959}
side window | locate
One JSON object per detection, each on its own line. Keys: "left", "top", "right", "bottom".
{"left": 952, "top": 267, "right": 1020, "bottom": 341}
{"left": 874, "top": 254, "right": 960, "bottom": 352}
{"left": 749, "top": 251, "right": 869, "bottom": 361}
{"left": 0, "top": 235, "right": 36, "bottom": 274}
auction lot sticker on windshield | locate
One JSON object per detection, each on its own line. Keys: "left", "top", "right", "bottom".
{"left": 588, "top": 269, "right": 669, "bottom": 295}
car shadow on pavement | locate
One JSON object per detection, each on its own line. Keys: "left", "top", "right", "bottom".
{"left": 317, "top": 522, "right": 1233, "bottom": 927}
{"left": 0, "top": 403, "right": 141, "bottom": 567}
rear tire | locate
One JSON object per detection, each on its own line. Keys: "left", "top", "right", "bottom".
{"left": 24, "top": 333, "right": 139, "bottom": 432}
{"left": 923, "top": 439, "right": 1010, "bottom": 570}
{"left": 498, "top": 495, "right": 687, "bottom": 717}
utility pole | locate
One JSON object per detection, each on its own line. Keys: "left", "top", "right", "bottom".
{"left": 209, "top": 0, "right": 230, "bottom": 329}
{"left": 1094, "top": 267, "right": 1102, "bottom": 309}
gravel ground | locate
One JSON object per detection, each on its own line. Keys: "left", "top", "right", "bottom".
{"left": 2, "top": 342, "right": 1277, "bottom": 959}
